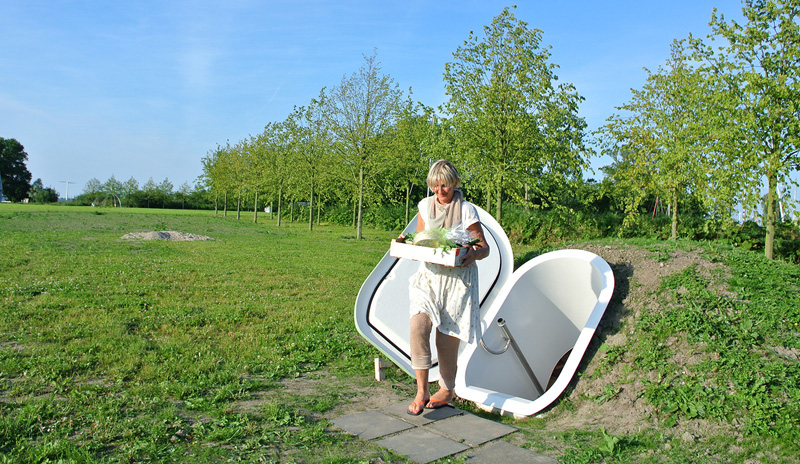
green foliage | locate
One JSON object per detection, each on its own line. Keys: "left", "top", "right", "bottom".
{"left": 318, "top": 51, "right": 403, "bottom": 239}
{"left": 443, "top": 6, "right": 588, "bottom": 222}
{"left": 322, "top": 199, "right": 800, "bottom": 264}
{"left": 28, "top": 178, "right": 59, "bottom": 203}
{"left": 323, "top": 203, "right": 408, "bottom": 231}
{"left": 598, "top": 428, "right": 621, "bottom": 456}
{"left": 551, "top": 428, "right": 648, "bottom": 464}
{"left": 379, "top": 97, "right": 438, "bottom": 225}
{"left": 69, "top": 175, "right": 212, "bottom": 210}
{"left": 598, "top": 39, "right": 726, "bottom": 242}
{"left": 693, "top": 0, "right": 800, "bottom": 259}
{"left": 0, "top": 137, "right": 32, "bottom": 202}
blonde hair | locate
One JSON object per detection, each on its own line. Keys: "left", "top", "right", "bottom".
{"left": 426, "top": 159, "right": 461, "bottom": 189}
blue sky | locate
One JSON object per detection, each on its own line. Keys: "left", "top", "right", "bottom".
{"left": 1, "top": 0, "right": 745, "bottom": 200}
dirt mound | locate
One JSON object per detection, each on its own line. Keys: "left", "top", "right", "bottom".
{"left": 545, "top": 243, "right": 735, "bottom": 439}
{"left": 121, "top": 231, "right": 216, "bottom": 241}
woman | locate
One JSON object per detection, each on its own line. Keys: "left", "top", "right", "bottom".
{"left": 405, "top": 159, "right": 490, "bottom": 415}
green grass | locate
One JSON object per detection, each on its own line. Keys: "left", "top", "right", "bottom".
{"left": 1, "top": 204, "right": 799, "bottom": 463}
{"left": 0, "top": 204, "right": 397, "bottom": 463}
{"left": 634, "top": 243, "right": 800, "bottom": 448}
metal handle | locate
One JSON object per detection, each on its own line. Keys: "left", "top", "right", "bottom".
{"left": 479, "top": 317, "right": 545, "bottom": 396}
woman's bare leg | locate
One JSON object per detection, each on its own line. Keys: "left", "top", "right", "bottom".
{"left": 429, "top": 331, "right": 460, "bottom": 405}
{"left": 409, "top": 313, "right": 433, "bottom": 414}
{"left": 410, "top": 368, "right": 429, "bottom": 414}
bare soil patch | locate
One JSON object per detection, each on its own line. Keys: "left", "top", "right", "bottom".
{"left": 121, "top": 231, "right": 216, "bottom": 241}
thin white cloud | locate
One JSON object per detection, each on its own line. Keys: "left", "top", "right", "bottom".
{"left": 0, "top": 93, "right": 51, "bottom": 120}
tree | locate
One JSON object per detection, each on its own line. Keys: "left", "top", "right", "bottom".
{"left": 142, "top": 177, "right": 158, "bottom": 208}
{"left": 599, "top": 40, "right": 714, "bottom": 239}
{"left": 0, "top": 137, "right": 33, "bottom": 202}
{"left": 240, "top": 134, "right": 267, "bottom": 223}
{"left": 176, "top": 182, "right": 192, "bottom": 209}
{"left": 443, "top": 6, "right": 589, "bottom": 221}
{"left": 200, "top": 146, "right": 229, "bottom": 215}
{"left": 695, "top": 0, "right": 800, "bottom": 259}
{"left": 158, "top": 178, "right": 174, "bottom": 208}
{"left": 201, "top": 143, "right": 239, "bottom": 217}
{"left": 103, "top": 175, "right": 123, "bottom": 197}
{"left": 384, "top": 96, "right": 438, "bottom": 224}
{"left": 83, "top": 178, "right": 103, "bottom": 196}
{"left": 319, "top": 51, "right": 403, "bottom": 239}
{"left": 260, "top": 122, "right": 293, "bottom": 226}
{"left": 217, "top": 141, "right": 248, "bottom": 220}
{"left": 287, "top": 96, "right": 334, "bottom": 231}
{"left": 28, "top": 178, "right": 59, "bottom": 203}
{"left": 120, "top": 177, "right": 140, "bottom": 205}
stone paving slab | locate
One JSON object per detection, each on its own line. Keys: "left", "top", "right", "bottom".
{"left": 427, "top": 413, "right": 516, "bottom": 446}
{"left": 375, "top": 426, "right": 470, "bottom": 463}
{"left": 330, "top": 410, "right": 413, "bottom": 440}
{"left": 331, "top": 403, "right": 554, "bottom": 463}
{"left": 382, "top": 400, "right": 464, "bottom": 425}
{"left": 465, "top": 441, "right": 557, "bottom": 463}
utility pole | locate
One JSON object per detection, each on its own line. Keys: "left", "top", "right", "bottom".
{"left": 60, "top": 180, "right": 75, "bottom": 201}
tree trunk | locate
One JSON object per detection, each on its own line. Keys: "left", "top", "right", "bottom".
{"left": 236, "top": 194, "right": 241, "bottom": 220}
{"left": 214, "top": 194, "right": 218, "bottom": 216}
{"left": 277, "top": 187, "right": 283, "bottom": 227}
{"left": 404, "top": 184, "right": 411, "bottom": 225}
{"left": 253, "top": 191, "right": 259, "bottom": 224}
{"left": 670, "top": 188, "right": 678, "bottom": 241}
{"left": 309, "top": 178, "right": 315, "bottom": 231}
{"left": 357, "top": 164, "right": 364, "bottom": 240}
{"left": 524, "top": 183, "right": 530, "bottom": 211}
{"left": 352, "top": 201, "right": 357, "bottom": 228}
{"left": 224, "top": 192, "right": 228, "bottom": 217}
{"left": 765, "top": 173, "right": 777, "bottom": 259}
{"left": 290, "top": 200, "right": 294, "bottom": 222}
{"left": 495, "top": 182, "right": 503, "bottom": 223}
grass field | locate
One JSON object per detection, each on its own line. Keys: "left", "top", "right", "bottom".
{"left": 0, "top": 205, "right": 400, "bottom": 462}
{"left": 1, "top": 204, "right": 799, "bottom": 463}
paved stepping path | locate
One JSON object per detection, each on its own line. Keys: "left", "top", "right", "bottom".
{"left": 331, "top": 401, "right": 556, "bottom": 463}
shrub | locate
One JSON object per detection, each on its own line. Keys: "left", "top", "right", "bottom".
{"left": 500, "top": 206, "right": 606, "bottom": 248}
{"left": 321, "top": 204, "right": 406, "bottom": 231}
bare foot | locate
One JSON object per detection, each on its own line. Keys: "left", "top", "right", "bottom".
{"left": 426, "top": 388, "right": 454, "bottom": 408}
{"left": 407, "top": 393, "right": 429, "bottom": 415}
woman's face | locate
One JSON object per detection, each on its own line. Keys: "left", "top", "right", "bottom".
{"left": 431, "top": 181, "right": 456, "bottom": 204}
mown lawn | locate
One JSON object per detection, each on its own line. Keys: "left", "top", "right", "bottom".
{"left": 0, "top": 205, "right": 399, "bottom": 463}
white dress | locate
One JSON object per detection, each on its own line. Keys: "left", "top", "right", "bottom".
{"left": 408, "top": 196, "right": 480, "bottom": 343}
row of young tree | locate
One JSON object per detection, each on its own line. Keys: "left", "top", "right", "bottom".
{"left": 201, "top": 7, "right": 590, "bottom": 240}
{"left": 598, "top": 0, "right": 800, "bottom": 259}
{"left": 201, "top": 3, "right": 799, "bottom": 260}
{"left": 77, "top": 175, "right": 209, "bottom": 209}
